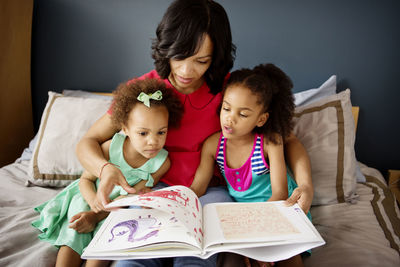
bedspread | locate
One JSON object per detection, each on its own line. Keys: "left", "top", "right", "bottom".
{"left": 0, "top": 161, "right": 399, "bottom": 267}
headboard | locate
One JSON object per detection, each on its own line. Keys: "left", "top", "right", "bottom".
{"left": 31, "top": 0, "right": 399, "bottom": 174}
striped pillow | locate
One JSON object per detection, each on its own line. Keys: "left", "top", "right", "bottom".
{"left": 27, "top": 92, "right": 112, "bottom": 187}
{"left": 293, "top": 89, "right": 357, "bottom": 205}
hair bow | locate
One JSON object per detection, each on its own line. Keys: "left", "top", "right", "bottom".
{"left": 137, "top": 90, "right": 163, "bottom": 107}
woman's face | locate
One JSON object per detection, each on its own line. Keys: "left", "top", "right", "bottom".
{"left": 168, "top": 34, "right": 213, "bottom": 94}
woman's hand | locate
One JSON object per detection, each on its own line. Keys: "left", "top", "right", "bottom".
{"left": 88, "top": 195, "right": 106, "bottom": 213}
{"left": 284, "top": 184, "right": 313, "bottom": 214}
{"left": 97, "top": 164, "right": 136, "bottom": 207}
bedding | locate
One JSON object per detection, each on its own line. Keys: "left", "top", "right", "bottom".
{"left": 1, "top": 86, "right": 399, "bottom": 267}
{"left": 1, "top": 159, "right": 399, "bottom": 267}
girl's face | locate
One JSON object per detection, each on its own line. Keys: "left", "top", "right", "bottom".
{"left": 122, "top": 104, "right": 169, "bottom": 159}
{"left": 220, "top": 85, "right": 268, "bottom": 139}
{"left": 168, "top": 34, "right": 213, "bottom": 94}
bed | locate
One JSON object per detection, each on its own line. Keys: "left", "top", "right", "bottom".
{"left": 0, "top": 75, "right": 399, "bottom": 267}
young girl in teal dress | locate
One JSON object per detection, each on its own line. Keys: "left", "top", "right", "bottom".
{"left": 190, "top": 63, "right": 311, "bottom": 267}
{"left": 32, "top": 78, "right": 183, "bottom": 267}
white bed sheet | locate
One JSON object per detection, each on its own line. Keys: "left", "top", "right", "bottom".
{"left": 0, "top": 160, "right": 61, "bottom": 267}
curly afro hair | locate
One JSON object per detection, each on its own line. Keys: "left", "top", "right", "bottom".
{"left": 225, "top": 63, "right": 295, "bottom": 144}
{"left": 111, "top": 78, "right": 183, "bottom": 129}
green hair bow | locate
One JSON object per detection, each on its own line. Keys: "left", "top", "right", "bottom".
{"left": 137, "top": 90, "right": 163, "bottom": 107}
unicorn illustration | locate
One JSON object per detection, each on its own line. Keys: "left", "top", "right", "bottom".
{"left": 108, "top": 215, "right": 160, "bottom": 243}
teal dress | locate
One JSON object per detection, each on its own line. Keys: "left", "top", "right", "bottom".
{"left": 31, "top": 133, "right": 168, "bottom": 255}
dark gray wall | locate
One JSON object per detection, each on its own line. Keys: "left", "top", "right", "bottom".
{"left": 32, "top": 0, "right": 400, "bottom": 175}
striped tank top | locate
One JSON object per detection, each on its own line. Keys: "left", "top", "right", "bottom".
{"left": 215, "top": 133, "right": 270, "bottom": 192}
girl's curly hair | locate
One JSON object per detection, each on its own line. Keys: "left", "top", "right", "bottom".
{"left": 225, "top": 63, "right": 295, "bottom": 144}
{"left": 111, "top": 78, "right": 183, "bottom": 129}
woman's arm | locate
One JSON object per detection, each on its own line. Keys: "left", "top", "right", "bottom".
{"left": 190, "top": 133, "right": 220, "bottom": 197}
{"left": 265, "top": 136, "right": 289, "bottom": 201}
{"left": 284, "top": 133, "right": 314, "bottom": 213}
{"left": 79, "top": 170, "right": 103, "bottom": 212}
{"left": 76, "top": 113, "right": 136, "bottom": 206}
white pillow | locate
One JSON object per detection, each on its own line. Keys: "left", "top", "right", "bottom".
{"left": 293, "top": 76, "right": 366, "bottom": 183}
{"left": 27, "top": 92, "right": 112, "bottom": 187}
{"left": 293, "top": 89, "right": 357, "bottom": 205}
{"left": 294, "top": 75, "right": 337, "bottom": 106}
{"left": 62, "top": 89, "right": 113, "bottom": 100}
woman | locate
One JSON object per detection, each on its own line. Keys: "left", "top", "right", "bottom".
{"left": 76, "top": 1, "right": 313, "bottom": 265}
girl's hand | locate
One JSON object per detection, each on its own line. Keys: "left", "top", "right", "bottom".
{"left": 88, "top": 196, "right": 106, "bottom": 213}
{"left": 138, "top": 187, "right": 153, "bottom": 194}
{"left": 97, "top": 164, "right": 136, "bottom": 206}
{"left": 132, "top": 180, "right": 153, "bottom": 195}
{"left": 69, "top": 211, "right": 98, "bottom": 233}
{"left": 284, "top": 184, "right": 313, "bottom": 214}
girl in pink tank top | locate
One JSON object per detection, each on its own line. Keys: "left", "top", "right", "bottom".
{"left": 191, "top": 63, "right": 308, "bottom": 267}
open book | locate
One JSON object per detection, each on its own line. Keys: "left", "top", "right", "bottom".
{"left": 82, "top": 186, "right": 325, "bottom": 262}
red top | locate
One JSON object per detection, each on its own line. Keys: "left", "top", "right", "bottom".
{"left": 108, "top": 70, "right": 223, "bottom": 186}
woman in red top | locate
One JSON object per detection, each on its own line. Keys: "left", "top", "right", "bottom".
{"left": 77, "top": 0, "right": 237, "bottom": 207}
{"left": 76, "top": 2, "right": 313, "bottom": 265}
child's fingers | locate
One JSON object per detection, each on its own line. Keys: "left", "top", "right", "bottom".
{"left": 92, "top": 202, "right": 104, "bottom": 213}
{"left": 244, "top": 257, "right": 251, "bottom": 267}
{"left": 256, "top": 260, "right": 273, "bottom": 267}
{"left": 284, "top": 188, "right": 300, "bottom": 207}
{"left": 139, "top": 187, "right": 153, "bottom": 194}
{"left": 69, "top": 213, "right": 81, "bottom": 223}
{"left": 68, "top": 220, "right": 78, "bottom": 230}
{"left": 69, "top": 220, "right": 87, "bottom": 233}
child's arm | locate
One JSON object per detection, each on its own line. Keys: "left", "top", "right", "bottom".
{"left": 69, "top": 193, "right": 128, "bottom": 233}
{"left": 265, "top": 135, "right": 289, "bottom": 201}
{"left": 132, "top": 157, "right": 171, "bottom": 194}
{"left": 190, "top": 132, "right": 220, "bottom": 197}
{"left": 284, "top": 133, "right": 313, "bottom": 213}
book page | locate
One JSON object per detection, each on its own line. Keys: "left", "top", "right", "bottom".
{"left": 105, "top": 186, "right": 204, "bottom": 247}
{"left": 203, "top": 201, "right": 318, "bottom": 249}
{"left": 85, "top": 208, "right": 199, "bottom": 254}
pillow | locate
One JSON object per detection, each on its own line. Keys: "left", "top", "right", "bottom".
{"left": 16, "top": 90, "right": 112, "bottom": 164}
{"left": 27, "top": 92, "right": 112, "bottom": 187}
{"left": 62, "top": 89, "right": 113, "bottom": 100}
{"left": 294, "top": 75, "right": 337, "bottom": 106}
{"left": 293, "top": 76, "right": 366, "bottom": 183}
{"left": 292, "top": 89, "right": 357, "bottom": 205}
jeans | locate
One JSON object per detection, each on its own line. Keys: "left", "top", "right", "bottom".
{"left": 116, "top": 184, "right": 233, "bottom": 267}
{"left": 115, "top": 255, "right": 218, "bottom": 267}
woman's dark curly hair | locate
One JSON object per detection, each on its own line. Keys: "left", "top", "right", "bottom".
{"left": 111, "top": 78, "right": 183, "bottom": 129}
{"left": 225, "top": 64, "right": 295, "bottom": 144}
{"left": 152, "top": 0, "right": 236, "bottom": 95}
